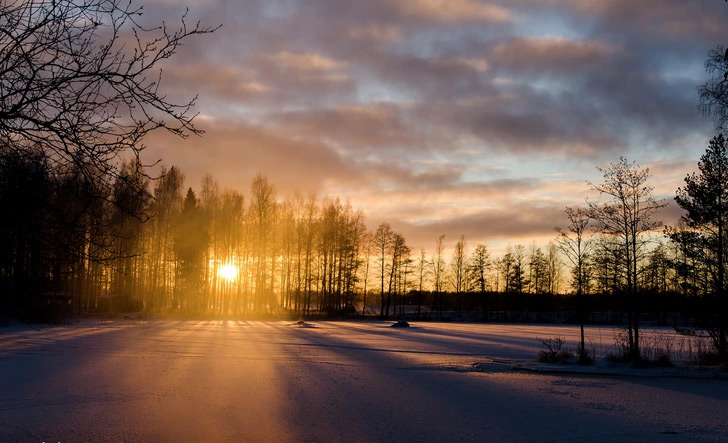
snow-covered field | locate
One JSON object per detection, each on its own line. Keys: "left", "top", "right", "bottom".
{"left": 1, "top": 320, "right": 726, "bottom": 442}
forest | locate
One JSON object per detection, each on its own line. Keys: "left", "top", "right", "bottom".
{"left": 2, "top": 143, "right": 728, "bottom": 360}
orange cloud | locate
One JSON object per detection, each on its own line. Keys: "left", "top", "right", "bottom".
{"left": 347, "top": 24, "right": 402, "bottom": 42}
{"left": 491, "top": 36, "right": 619, "bottom": 71}
{"left": 398, "top": 0, "right": 512, "bottom": 23}
{"left": 268, "top": 51, "right": 348, "bottom": 71}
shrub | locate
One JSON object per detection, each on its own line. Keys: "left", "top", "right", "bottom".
{"left": 577, "top": 349, "right": 596, "bottom": 365}
{"left": 654, "top": 351, "right": 673, "bottom": 367}
{"left": 537, "top": 336, "right": 574, "bottom": 364}
{"left": 606, "top": 329, "right": 630, "bottom": 363}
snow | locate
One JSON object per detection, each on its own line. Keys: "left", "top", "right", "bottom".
{"left": 0, "top": 320, "right": 726, "bottom": 441}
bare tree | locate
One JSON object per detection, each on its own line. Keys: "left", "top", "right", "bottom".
{"left": 556, "top": 206, "right": 593, "bottom": 361}
{"left": 469, "top": 244, "right": 490, "bottom": 320}
{"left": 510, "top": 245, "right": 528, "bottom": 294}
{"left": 415, "top": 247, "right": 428, "bottom": 319}
{"left": 545, "top": 242, "right": 561, "bottom": 294}
{"left": 249, "top": 174, "right": 277, "bottom": 314}
{"left": 528, "top": 246, "right": 548, "bottom": 294}
{"left": 644, "top": 241, "right": 670, "bottom": 294}
{"left": 360, "top": 231, "right": 373, "bottom": 316}
{"left": 450, "top": 235, "right": 467, "bottom": 315}
{"left": 0, "top": 0, "right": 215, "bottom": 312}
{"left": 0, "top": 0, "right": 217, "bottom": 184}
{"left": 389, "top": 233, "right": 410, "bottom": 317}
{"left": 699, "top": 45, "right": 728, "bottom": 133}
{"left": 373, "top": 222, "right": 393, "bottom": 318}
{"left": 499, "top": 246, "right": 513, "bottom": 294}
{"left": 431, "top": 234, "right": 446, "bottom": 317}
{"left": 200, "top": 174, "right": 220, "bottom": 312}
{"left": 588, "top": 157, "right": 665, "bottom": 361}
{"left": 302, "top": 193, "right": 318, "bottom": 315}
{"left": 148, "top": 165, "right": 184, "bottom": 310}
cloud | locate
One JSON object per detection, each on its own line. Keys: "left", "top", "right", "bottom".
{"left": 268, "top": 103, "right": 433, "bottom": 155}
{"left": 134, "top": 0, "right": 727, "bottom": 253}
{"left": 141, "top": 119, "right": 355, "bottom": 195}
{"left": 162, "top": 65, "right": 270, "bottom": 101}
{"left": 397, "top": 0, "right": 512, "bottom": 23}
{"left": 267, "top": 51, "right": 348, "bottom": 71}
{"left": 386, "top": 205, "right": 568, "bottom": 252}
{"left": 563, "top": 0, "right": 726, "bottom": 42}
{"left": 347, "top": 25, "right": 402, "bottom": 42}
{"left": 490, "top": 36, "right": 619, "bottom": 73}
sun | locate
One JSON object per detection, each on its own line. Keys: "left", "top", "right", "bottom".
{"left": 219, "top": 264, "right": 238, "bottom": 281}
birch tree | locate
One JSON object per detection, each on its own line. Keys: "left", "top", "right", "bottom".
{"left": 589, "top": 157, "right": 665, "bottom": 361}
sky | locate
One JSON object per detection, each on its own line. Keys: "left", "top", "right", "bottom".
{"left": 139, "top": 0, "right": 728, "bottom": 255}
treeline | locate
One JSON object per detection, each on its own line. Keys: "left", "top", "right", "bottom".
{"left": 550, "top": 137, "right": 728, "bottom": 361}
{"left": 0, "top": 151, "right": 565, "bottom": 319}
{"left": 5, "top": 135, "right": 728, "bottom": 361}
{"left": 0, "top": 148, "right": 556, "bottom": 318}
{"left": 0, "top": 155, "right": 372, "bottom": 317}
{"left": 0, "top": 147, "right": 722, "bottom": 317}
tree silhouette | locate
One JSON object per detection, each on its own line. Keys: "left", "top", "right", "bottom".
{"left": 545, "top": 242, "right": 561, "bottom": 294}
{"left": 0, "top": 0, "right": 215, "bottom": 314}
{"left": 359, "top": 231, "right": 373, "bottom": 316}
{"left": 148, "top": 166, "right": 185, "bottom": 310}
{"left": 415, "top": 247, "right": 428, "bottom": 319}
{"left": 699, "top": 45, "right": 728, "bottom": 133}
{"left": 0, "top": 150, "right": 51, "bottom": 311}
{"left": 431, "top": 234, "right": 446, "bottom": 317}
{"left": 557, "top": 206, "right": 593, "bottom": 361}
{"left": 528, "top": 246, "right": 548, "bottom": 294}
{"left": 674, "top": 134, "right": 728, "bottom": 359}
{"left": 510, "top": 245, "right": 528, "bottom": 294}
{"left": 373, "top": 222, "right": 393, "bottom": 318}
{"left": 389, "top": 232, "right": 410, "bottom": 317}
{"left": 175, "top": 188, "right": 207, "bottom": 311}
{"left": 589, "top": 158, "right": 665, "bottom": 361}
{"left": 450, "top": 235, "right": 467, "bottom": 315}
{"left": 469, "top": 244, "right": 491, "bottom": 320}
{"left": 0, "top": 0, "right": 216, "bottom": 185}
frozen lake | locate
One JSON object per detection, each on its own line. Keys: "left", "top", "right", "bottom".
{"left": 1, "top": 320, "right": 726, "bottom": 442}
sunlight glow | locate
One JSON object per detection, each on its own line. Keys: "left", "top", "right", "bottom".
{"left": 219, "top": 264, "right": 238, "bottom": 281}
